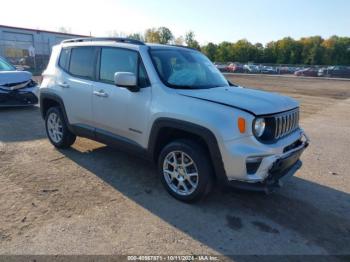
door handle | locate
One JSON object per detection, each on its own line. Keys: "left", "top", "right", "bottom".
{"left": 93, "top": 90, "right": 109, "bottom": 97}
{"left": 58, "top": 82, "right": 70, "bottom": 88}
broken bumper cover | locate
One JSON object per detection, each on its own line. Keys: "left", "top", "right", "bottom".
{"left": 227, "top": 134, "right": 309, "bottom": 193}
{"left": 0, "top": 86, "right": 39, "bottom": 107}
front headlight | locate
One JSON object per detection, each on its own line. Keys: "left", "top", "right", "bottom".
{"left": 253, "top": 118, "right": 266, "bottom": 137}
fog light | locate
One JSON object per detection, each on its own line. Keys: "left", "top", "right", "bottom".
{"left": 246, "top": 157, "right": 263, "bottom": 174}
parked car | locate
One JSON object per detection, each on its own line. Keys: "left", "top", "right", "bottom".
{"left": 214, "top": 62, "right": 228, "bottom": 72}
{"left": 243, "top": 64, "right": 260, "bottom": 74}
{"left": 40, "top": 37, "right": 309, "bottom": 202}
{"left": 0, "top": 56, "right": 38, "bottom": 107}
{"left": 227, "top": 63, "right": 244, "bottom": 73}
{"left": 294, "top": 68, "right": 318, "bottom": 77}
{"left": 277, "top": 66, "right": 296, "bottom": 74}
{"left": 318, "top": 66, "right": 350, "bottom": 78}
{"left": 261, "top": 66, "right": 277, "bottom": 74}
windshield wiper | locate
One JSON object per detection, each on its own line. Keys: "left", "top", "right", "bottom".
{"left": 228, "top": 80, "right": 238, "bottom": 87}
{"left": 168, "top": 84, "right": 202, "bottom": 90}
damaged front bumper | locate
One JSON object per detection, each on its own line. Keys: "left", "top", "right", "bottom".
{"left": 0, "top": 85, "right": 39, "bottom": 107}
{"left": 226, "top": 132, "right": 310, "bottom": 193}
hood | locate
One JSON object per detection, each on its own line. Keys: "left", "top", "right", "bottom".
{"left": 0, "top": 71, "right": 32, "bottom": 90}
{"left": 177, "top": 86, "right": 299, "bottom": 116}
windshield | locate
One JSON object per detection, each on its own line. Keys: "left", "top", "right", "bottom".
{"left": 150, "top": 49, "right": 229, "bottom": 89}
{"left": 0, "top": 57, "right": 16, "bottom": 71}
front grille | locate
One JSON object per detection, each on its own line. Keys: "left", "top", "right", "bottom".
{"left": 273, "top": 109, "right": 299, "bottom": 139}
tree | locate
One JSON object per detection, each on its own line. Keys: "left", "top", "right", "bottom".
{"left": 143, "top": 27, "right": 174, "bottom": 44}
{"left": 145, "top": 28, "right": 161, "bottom": 43}
{"left": 110, "top": 28, "right": 350, "bottom": 65}
{"left": 158, "top": 27, "right": 174, "bottom": 44}
{"left": 274, "top": 37, "right": 302, "bottom": 64}
{"left": 215, "top": 42, "right": 233, "bottom": 62}
{"left": 322, "top": 36, "right": 350, "bottom": 65}
{"left": 127, "top": 33, "right": 144, "bottom": 42}
{"left": 299, "top": 36, "right": 324, "bottom": 65}
{"left": 58, "top": 26, "right": 71, "bottom": 34}
{"left": 232, "top": 39, "right": 257, "bottom": 63}
{"left": 263, "top": 41, "right": 277, "bottom": 63}
{"left": 185, "top": 31, "right": 200, "bottom": 50}
{"left": 109, "top": 31, "right": 127, "bottom": 37}
{"left": 174, "top": 36, "right": 185, "bottom": 45}
{"left": 202, "top": 42, "right": 218, "bottom": 61}
{"left": 254, "top": 43, "right": 264, "bottom": 63}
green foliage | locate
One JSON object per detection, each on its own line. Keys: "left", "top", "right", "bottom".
{"left": 322, "top": 36, "right": 350, "bottom": 65}
{"left": 127, "top": 33, "right": 144, "bottom": 42}
{"left": 202, "top": 36, "right": 350, "bottom": 65}
{"left": 174, "top": 36, "right": 185, "bottom": 45}
{"left": 158, "top": 27, "right": 174, "bottom": 44}
{"left": 135, "top": 26, "right": 350, "bottom": 65}
{"left": 216, "top": 42, "right": 233, "bottom": 62}
{"left": 185, "top": 31, "right": 201, "bottom": 50}
{"left": 144, "top": 28, "right": 161, "bottom": 43}
{"left": 202, "top": 42, "right": 218, "bottom": 61}
{"left": 144, "top": 27, "right": 173, "bottom": 44}
{"left": 232, "top": 39, "right": 258, "bottom": 63}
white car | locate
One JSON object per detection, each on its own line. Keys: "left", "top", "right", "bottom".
{"left": 243, "top": 64, "right": 260, "bottom": 73}
{"left": 40, "top": 38, "right": 309, "bottom": 202}
{"left": 0, "top": 56, "right": 38, "bottom": 107}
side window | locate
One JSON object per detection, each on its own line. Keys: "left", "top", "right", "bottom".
{"left": 100, "top": 48, "right": 138, "bottom": 83}
{"left": 58, "top": 48, "right": 70, "bottom": 71}
{"left": 69, "top": 47, "right": 95, "bottom": 79}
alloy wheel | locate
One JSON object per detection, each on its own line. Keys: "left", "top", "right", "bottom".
{"left": 47, "top": 112, "right": 63, "bottom": 143}
{"left": 163, "top": 151, "right": 199, "bottom": 196}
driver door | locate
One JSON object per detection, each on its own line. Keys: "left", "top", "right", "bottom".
{"left": 92, "top": 47, "right": 151, "bottom": 145}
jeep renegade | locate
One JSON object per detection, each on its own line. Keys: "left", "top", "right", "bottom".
{"left": 40, "top": 38, "right": 309, "bottom": 202}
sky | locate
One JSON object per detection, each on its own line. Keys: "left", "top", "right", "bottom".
{"left": 0, "top": 0, "right": 349, "bottom": 44}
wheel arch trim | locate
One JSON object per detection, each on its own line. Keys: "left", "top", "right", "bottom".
{"left": 40, "top": 91, "right": 72, "bottom": 132}
{"left": 148, "top": 117, "right": 228, "bottom": 185}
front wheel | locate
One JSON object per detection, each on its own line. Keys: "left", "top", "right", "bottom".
{"left": 45, "top": 107, "right": 76, "bottom": 148}
{"left": 158, "top": 139, "right": 213, "bottom": 202}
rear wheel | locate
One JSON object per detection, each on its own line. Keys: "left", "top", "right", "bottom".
{"left": 45, "top": 107, "right": 76, "bottom": 148}
{"left": 158, "top": 139, "right": 213, "bottom": 202}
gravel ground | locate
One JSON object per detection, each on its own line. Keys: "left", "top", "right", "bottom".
{"left": 0, "top": 75, "right": 349, "bottom": 258}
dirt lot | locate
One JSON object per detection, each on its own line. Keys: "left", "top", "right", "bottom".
{"left": 226, "top": 74, "right": 350, "bottom": 119}
{"left": 0, "top": 75, "right": 350, "bottom": 258}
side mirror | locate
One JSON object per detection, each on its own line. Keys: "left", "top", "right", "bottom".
{"left": 114, "top": 72, "right": 139, "bottom": 92}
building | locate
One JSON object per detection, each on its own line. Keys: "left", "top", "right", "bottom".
{"left": 0, "top": 25, "right": 87, "bottom": 73}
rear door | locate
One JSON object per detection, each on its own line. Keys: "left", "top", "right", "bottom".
{"left": 57, "top": 46, "right": 96, "bottom": 127}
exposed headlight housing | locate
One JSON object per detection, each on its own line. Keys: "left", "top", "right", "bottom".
{"left": 253, "top": 118, "right": 266, "bottom": 137}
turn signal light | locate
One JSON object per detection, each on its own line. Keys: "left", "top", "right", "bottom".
{"left": 238, "top": 117, "right": 246, "bottom": 133}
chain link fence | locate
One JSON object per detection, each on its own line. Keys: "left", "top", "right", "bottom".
{"left": 215, "top": 62, "right": 350, "bottom": 78}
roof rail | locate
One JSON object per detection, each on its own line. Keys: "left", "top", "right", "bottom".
{"left": 167, "top": 44, "right": 198, "bottom": 51}
{"left": 62, "top": 37, "right": 145, "bottom": 45}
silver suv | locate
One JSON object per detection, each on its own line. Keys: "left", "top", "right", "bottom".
{"left": 40, "top": 38, "right": 309, "bottom": 202}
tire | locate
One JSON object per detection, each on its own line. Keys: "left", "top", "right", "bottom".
{"left": 158, "top": 139, "right": 213, "bottom": 202}
{"left": 45, "top": 106, "right": 76, "bottom": 148}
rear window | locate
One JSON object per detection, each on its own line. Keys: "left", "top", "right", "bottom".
{"left": 58, "top": 48, "right": 70, "bottom": 71}
{"left": 69, "top": 47, "right": 95, "bottom": 79}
